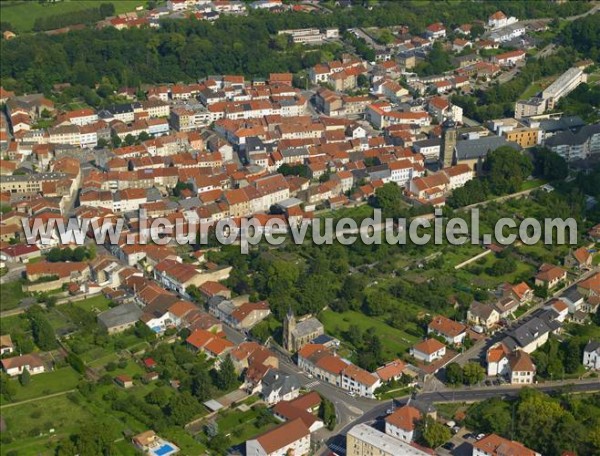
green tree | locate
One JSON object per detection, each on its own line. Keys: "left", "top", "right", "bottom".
{"left": 445, "top": 362, "right": 463, "bottom": 385}
{"left": 319, "top": 396, "right": 337, "bottom": 430}
{"left": 533, "top": 147, "right": 568, "bottom": 181}
{"left": 462, "top": 362, "right": 485, "bottom": 385}
{"left": 215, "top": 355, "right": 238, "bottom": 391}
{"left": 484, "top": 147, "right": 533, "bottom": 195}
{"left": 417, "top": 415, "right": 451, "bottom": 449}
{"left": 19, "top": 367, "right": 30, "bottom": 386}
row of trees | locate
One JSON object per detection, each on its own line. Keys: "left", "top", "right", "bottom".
{"left": 46, "top": 246, "right": 95, "bottom": 263}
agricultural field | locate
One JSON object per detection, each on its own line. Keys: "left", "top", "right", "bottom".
{"left": 0, "top": 0, "right": 150, "bottom": 32}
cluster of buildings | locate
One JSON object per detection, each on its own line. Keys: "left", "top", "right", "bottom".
{"left": 515, "top": 66, "right": 589, "bottom": 120}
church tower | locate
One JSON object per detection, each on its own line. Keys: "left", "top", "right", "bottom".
{"left": 283, "top": 307, "right": 296, "bottom": 352}
{"left": 440, "top": 119, "right": 457, "bottom": 169}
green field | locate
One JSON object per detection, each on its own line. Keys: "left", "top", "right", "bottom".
{"left": 0, "top": 280, "right": 26, "bottom": 312}
{"left": 0, "top": 394, "right": 94, "bottom": 456}
{"left": 320, "top": 309, "right": 420, "bottom": 359}
{"left": 0, "top": 0, "right": 149, "bottom": 32}
{"left": 1, "top": 367, "right": 81, "bottom": 405}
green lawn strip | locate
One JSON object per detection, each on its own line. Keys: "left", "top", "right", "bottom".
{"left": 3, "top": 367, "right": 81, "bottom": 403}
{"left": 0, "top": 280, "right": 27, "bottom": 312}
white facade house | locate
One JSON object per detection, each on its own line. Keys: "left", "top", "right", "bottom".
{"left": 410, "top": 338, "right": 446, "bottom": 363}
{"left": 583, "top": 341, "right": 600, "bottom": 370}
{"left": 1, "top": 354, "right": 46, "bottom": 377}
{"left": 246, "top": 418, "right": 310, "bottom": 456}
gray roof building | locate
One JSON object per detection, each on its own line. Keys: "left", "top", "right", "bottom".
{"left": 261, "top": 369, "right": 301, "bottom": 402}
{"left": 98, "top": 303, "right": 142, "bottom": 334}
{"left": 455, "top": 136, "right": 521, "bottom": 161}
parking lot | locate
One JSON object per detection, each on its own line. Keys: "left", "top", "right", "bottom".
{"left": 436, "top": 428, "right": 481, "bottom": 456}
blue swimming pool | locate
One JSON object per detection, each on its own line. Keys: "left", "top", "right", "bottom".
{"left": 154, "top": 444, "right": 175, "bottom": 456}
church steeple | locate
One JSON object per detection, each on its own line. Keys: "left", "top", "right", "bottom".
{"left": 283, "top": 307, "right": 296, "bottom": 351}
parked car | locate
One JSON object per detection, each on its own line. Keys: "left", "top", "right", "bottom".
{"left": 477, "top": 433, "right": 486, "bottom": 440}
{"left": 442, "top": 442, "right": 456, "bottom": 450}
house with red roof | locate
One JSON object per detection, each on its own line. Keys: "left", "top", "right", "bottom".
{"left": 473, "top": 433, "right": 540, "bottom": 456}
{"left": 534, "top": 263, "right": 567, "bottom": 290}
{"left": 410, "top": 338, "right": 446, "bottom": 363}
{"left": 427, "top": 315, "right": 467, "bottom": 345}
{"left": 385, "top": 405, "right": 421, "bottom": 443}
{"left": 565, "top": 247, "right": 593, "bottom": 270}
{"left": 425, "top": 22, "right": 446, "bottom": 40}
{"left": 245, "top": 418, "right": 310, "bottom": 456}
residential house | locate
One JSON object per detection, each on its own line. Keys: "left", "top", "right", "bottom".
{"left": 534, "top": 263, "right": 567, "bottom": 290}
{"left": 559, "top": 285, "right": 585, "bottom": 314}
{"left": 0, "top": 335, "right": 14, "bottom": 355}
{"left": 427, "top": 315, "right": 467, "bottom": 345}
{"left": 507, "top": 350, "right": 535, "bottom": 384}
{"left": 384, "top": 405, "right": 421, "bottom": 443}
{"left": 260, "top": 369, "right": 301, "bottom": 405}
{"left": 341, "top": 364, "right": 381, "bottom": 398}
{"left": 425, "top": 22, "right": 446, "bottom": 39}
{"left": 486, "top": 343, "right": 510, "bottom": 376}
{"left": 1, "top": 353, "right": 45, "bottom": 377}
{"left": 473, "top": 434, "right": 540, "bottom": 456}
{"left": 564, "top": 247, "right": 593, "bottom": 270}
{"left": 467, "top": 301, "right": 500, "bottom": 330}
{"left": 246, "top": 418, "right": 310, "bottom": 456}
{"left": 583, "top": 341, "right": 600, "bottom": 370}
{"left": 375, "top": 359, "right": 406, "bottom": 383}
{"left": 410, "top": 338, "right": 446, "bottom": 363}
{"left": 272, "top": 393, "right": 324, "bottom": 433}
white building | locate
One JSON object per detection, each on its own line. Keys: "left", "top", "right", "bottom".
{"left": 583, "top": 341, "right": 600, "bottom": 370}
{"left": 1, "top": 354, "right": 46, "bottom": 377}
{"left": 246, "top": 418, "right": 310, "bottom": 456}
{"left": 384, "top": 405, "right": 421, "bottom": 443}
{"left": 346, "top": 423, "right": 432, "bottom": 456}
{"left": 488, "top": 11, "right": 518, "bottom": 30}
{"left": 410, "top": 338, "right": 446, "bottom": 363}
{"left": 542, "top": 67, "right": 587, "bottom": 110}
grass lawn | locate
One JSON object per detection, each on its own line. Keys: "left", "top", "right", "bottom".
{"left": 587, "top": 71, "right": 600, "bottom": 85}
{"left": 213, "top": 405, "right": 279, "bottom": 446}
{"left": 520, "top": 178, "right": 546, "bottom": 190}
{"left": 0, "top": 394, "right": 94, "bottom": 456}
{"left": 1, "top": 367, "right": 81, "bottom": 404}
{"left": 0, "top": 0, "right": 149, "bottom": 32}
{"left": 320, "top": 309, "right": 420, "bottom": 359}
{"left": 521, "top": 82, "right": 542, "bottom": 99}
{"left": 435, "top": 402, "right": 469, "bottom": 421}
{"left": 73, "top": 294, "right": 112, "bottom": 313}
{"left": 0, "top": 280, "right": 26, "bottom": 312}
{"left": 456, "top": 254, "right": 535, "bottom": 289}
